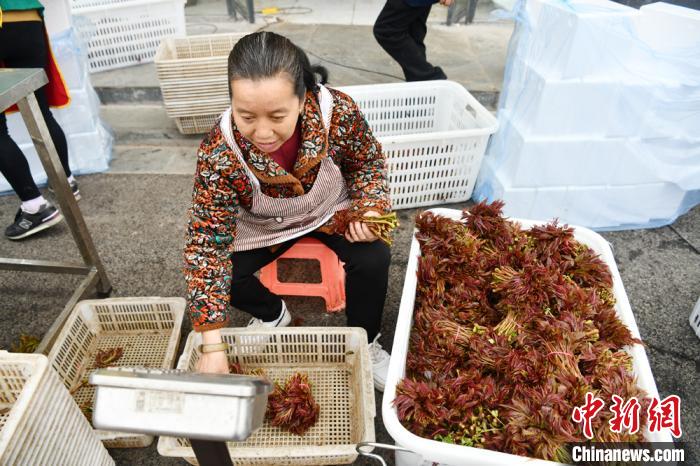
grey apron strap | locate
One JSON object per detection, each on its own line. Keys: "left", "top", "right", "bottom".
{"left": 219, "top": 108, "right": 259, "bottom": 188}
{"left": 318, "top": 84, "right": 333, "bottom": 133}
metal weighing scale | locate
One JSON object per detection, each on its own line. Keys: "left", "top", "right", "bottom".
{"left": 90, "top": 367, "right": 272, "bottom": 466}
{"left": 90, "top": 367, "right": 418, "bottom": 466}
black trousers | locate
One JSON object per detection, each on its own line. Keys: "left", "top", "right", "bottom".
{"left": 229, "top": 231, "right": 391, "bottom": 341}
{"left": 373, "top": 0, "right": 448, "bottom": 82}
{"left": 0, "top": 21, "right": 72, "bottom": 202}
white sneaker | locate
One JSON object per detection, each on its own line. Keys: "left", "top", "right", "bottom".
{"left": 246, "top": 301, "right": 291, "bottom": 328}
{"left": 368, "top": 333, "right": 390, "bottom": 392}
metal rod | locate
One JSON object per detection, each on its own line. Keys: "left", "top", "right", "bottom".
{"left": 447, "top": 2, "right": 456, "bottom": 26}
{"left": 190, "top": 439, "right": 234, "bottom": 466}
{"left": 246, "top": 0, "right": 255, "bottom": 23}
{"left": 356, "top": 442, "right": 419, "bottom": 466}
{"left": 0, "top": 258, "right": 91, "bottom": 275}
{"left": 17, "top": 92, "right": 112, "bottom": 294}
{"left": 225, "top": 0, "right": 237, "bottom": 18}
{"left": 35, "top": 268, "right": 99, "bottom": 355}
{"left": 467, "top": 0, "right": 478, "bottom": 24}
{"left": 225, "top": 0, "right": 254, "bottom": 23}
{"left": 446, "top": 0, "right": 478, "bottom": 26}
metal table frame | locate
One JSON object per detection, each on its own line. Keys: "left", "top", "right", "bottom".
{"left": 0, "top": 68, "right": 112, "bottom": 354}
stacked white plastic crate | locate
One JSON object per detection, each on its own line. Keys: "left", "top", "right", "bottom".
{"left": 474, "top": 0, "right": 700, "bottom": 230}
{"left": 1, "top": 27, "right": 113, "bottom": 194}
{"left": 70, "top": 0, "right": 187, "bottom": 72}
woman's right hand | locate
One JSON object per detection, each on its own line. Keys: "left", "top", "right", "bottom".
{"left": 196, "top": 350, "right": 230, "bottom": 374}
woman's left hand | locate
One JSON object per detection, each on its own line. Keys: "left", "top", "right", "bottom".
{"left": 345, "top": 211, "right": 380, "bottom": 243}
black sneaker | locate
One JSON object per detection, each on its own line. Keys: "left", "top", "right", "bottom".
{"left": 48, "top": 180, "right": 81, "bottom": 201}
{"left": 5, "top": 203, "right": 63, "bottom": 240}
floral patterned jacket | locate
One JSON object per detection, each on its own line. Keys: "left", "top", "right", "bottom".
{"left": 184, "top": 88, "right": 390, "bottom": 331}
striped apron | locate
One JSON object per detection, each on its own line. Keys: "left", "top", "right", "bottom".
{"left": 219, "top": 85, "right": 353, "bottom": 252}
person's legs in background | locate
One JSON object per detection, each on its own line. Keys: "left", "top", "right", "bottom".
{"left": 311, "top": 231, "right": 392, "bottom": 391}
{"left": 0, "top": 114, "right": 43, "bottom": 202}
{"left": 30, "top": 63, "right": 80, "bottom": 200}
{"left": 373, "top": 0, "right": 447, "bottom": 81}
{"left": 32, "top": 78, "right": 78, "bottom": 197}
{"left": 407, "top": 6, "right": 447, "bottom": 79}
{"left": 0, "top": 103, "right": 65, "bottom": 240}
{"left": 409, "top": 6, "right": 428, "bottom": 63}
{"left": 0, "top": 21, "right": 78, "bottom": 240}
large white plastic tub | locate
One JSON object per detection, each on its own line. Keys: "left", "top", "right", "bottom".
{"left": 382, "top": 208, "right": 674, "bottom": 466}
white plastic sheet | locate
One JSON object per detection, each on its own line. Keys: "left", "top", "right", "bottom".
{"left": 475, "top": 0, "right": 700, "bottom": 230}
{"left": 0, "top": 27, "right": 113, "bottom": 195}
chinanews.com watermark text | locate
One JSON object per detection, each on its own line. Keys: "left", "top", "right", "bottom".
{"left": 570, "top": 394, "right": 687, "bottom": 465}
{"left": 571, "top": 442, "right": 686, "bottom": 465}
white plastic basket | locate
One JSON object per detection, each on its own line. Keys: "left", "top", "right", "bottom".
{"left": 47, "top": 297, "right": 186, "bottom": 448}
{"left": 383, "top": 208, "right": 674, "bottom": 466}
{"left": 154, "top": 33, "right": 247, "bottom": 134}
{"left": 0, "top": 351, "right": 114, "bottom": 466}
{"left": 71, "top": 0, "right": 186, "bottom": 72}
{"left": 158, "top": 327, "right": 376, "bottom": 465}
{"left": 690, "top": 297, "right": 700, "bottom": 340}
{"left": 339, "top": 81, "right": 498, "bottom": 209}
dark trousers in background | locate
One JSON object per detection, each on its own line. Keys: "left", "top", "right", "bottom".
{"left": 373, "top": 0, "right": 448, "bottom": 82}
{"left": 0, "top": 21, "right": 72, "bottom": 202}
{"left": 229, "top": 231, "right": 391, "bottom": 341}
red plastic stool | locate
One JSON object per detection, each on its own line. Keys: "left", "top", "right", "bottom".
{"left": 260, "top": 238, "right": 346, "bottom": 312}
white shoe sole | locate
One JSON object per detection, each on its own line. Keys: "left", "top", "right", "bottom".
{"left": 7, "top": 212, "right": 64, "bottom": 240}
{"left": 246, "top": 305, "right": 291, "bottom": 329}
